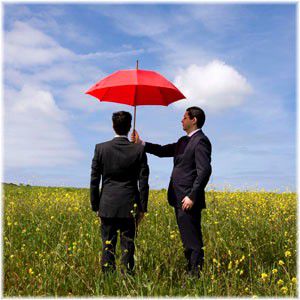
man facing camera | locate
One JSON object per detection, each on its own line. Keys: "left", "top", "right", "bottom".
{"left": 90, "top": 111, "right": 149, "bottom": 274}
{"left": 132, "top": 106, "right": 212, "bottom": 277}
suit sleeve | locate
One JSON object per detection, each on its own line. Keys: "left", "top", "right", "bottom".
{"left": 189, "top": 139, "right": 212, "bottom": 202}
{"left": 138, "top": 149, "right": 150, "bottom": 212}
{"left": 90, "top": 145, "right": 102, "bottom": 211}
{"left": 144, "top": 141, "right": 176, "bottom": 157}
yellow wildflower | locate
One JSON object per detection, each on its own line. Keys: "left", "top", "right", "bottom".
{"left": 277, "top": 279, "right": 284, "bottom": 286}
{"left": 228, "top": 261, "right": 232, "bottom": 270}
{"left": 261, "top": 273, "right": 268, "bottom": 281}
{"left": 291, "top": 277, "right": 297, "bottom": 284}
{"left": 28, "top": 268, "right": 34, "bottom": 275}
{"left": 272, "top": 269, "right": 278, "bottom": 275}
{"left": 281, "top": 286, "right": 288, "bottom": 294}
{"left": 105, "top": 240, "right": 111, "bottom": 245}
{"left": 284, "top": 251, "right": 291, "bottom": 258}
{"left": 278, "top": 260, "right": 285, "bottom": 266}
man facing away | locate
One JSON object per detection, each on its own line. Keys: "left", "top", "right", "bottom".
{"left": 132, "top": 106, "right": 212, "bottom": 277}
{"left": 90, "top": 111, "right": 149, "bottom": 274}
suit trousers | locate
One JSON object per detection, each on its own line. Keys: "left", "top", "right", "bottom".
{"left": 174, "top": 207, "right": 204, "bottom": 275}
{"left": 100, "top": 217, "right": 136, "bottom": 273}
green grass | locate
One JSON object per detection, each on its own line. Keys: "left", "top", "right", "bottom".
{"left": 3, "top": 185, "right": 297, "bottom": 296}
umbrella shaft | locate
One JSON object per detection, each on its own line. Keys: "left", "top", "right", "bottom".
{"left": 133, "top": 106, "right": 136, "bottom": 132}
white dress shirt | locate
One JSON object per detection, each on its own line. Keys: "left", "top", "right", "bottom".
{"left": 187, "top": 128, "right": 200, "bottom": 137}
{"left": 114, "top": 134, "right": 128, "bottom": 139}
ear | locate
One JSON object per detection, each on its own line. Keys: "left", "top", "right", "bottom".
{"left": 192, "top": 117, "right": 197, "bottom": 125}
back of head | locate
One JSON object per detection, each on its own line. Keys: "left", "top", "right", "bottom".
{"left": 186, "top": 106, "right": 205, "bottom": 128}
{"left": 112, "top": 111, "right": 132, "bottom": 135}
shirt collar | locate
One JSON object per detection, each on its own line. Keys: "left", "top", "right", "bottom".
{"left": 187, "top": 128, "right": 200, "bottom": 137}
{"left": 114, "top": 134, "right": 129, "bottom": 139}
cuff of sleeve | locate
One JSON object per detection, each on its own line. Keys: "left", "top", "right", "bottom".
{"left": 188, "top": 194, "right": 195, "bottom": 203}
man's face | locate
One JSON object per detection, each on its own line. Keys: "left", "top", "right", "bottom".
{"left": 181, "top": 111, "right": 194, "bottom": 132}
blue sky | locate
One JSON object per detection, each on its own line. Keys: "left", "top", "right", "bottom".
{"left": 3, "top": 3, "right": 296, "bottom": 191}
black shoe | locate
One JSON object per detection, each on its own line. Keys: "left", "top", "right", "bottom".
{"left": 188, "top": 262, "right": 203, "bottom": 278}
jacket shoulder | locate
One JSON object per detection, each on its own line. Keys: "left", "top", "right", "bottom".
{"left": 132, "top": 143, "right": 147, "bottom": 154}
{"left": 95, "top": 140, "right": 112, "bottom": 149}
{"left": 193, "top": 131, "right": 211, "bottom": 147}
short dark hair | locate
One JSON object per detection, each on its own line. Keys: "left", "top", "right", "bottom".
{"left": 186, "top": 106, "right": 206, "bottom": 128}
{"left": 112, "top": 111, "right": 132, "bottom": 135}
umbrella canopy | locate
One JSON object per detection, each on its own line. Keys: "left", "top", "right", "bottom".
{"left": 85, "top": 69, "right": 186, "bottom": 106}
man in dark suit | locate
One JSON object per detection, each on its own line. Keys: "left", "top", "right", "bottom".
{"left": 132, "top": 106, "right": 211, "bottom": 277}
{"left": 90, "top": 111, "right": 149, "bottom": 274}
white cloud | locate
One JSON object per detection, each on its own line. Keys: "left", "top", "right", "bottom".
{"left": 4, "top": 21, "right": 75, "bottom": 67}
{"left": 61, "top": 82, "right": 104, "bottom": 112}
{"left": 4, "top": 85, "right": 83, "bottom": 168}
{"left": 173, "top": 61, "right": 252, "bottom": 111}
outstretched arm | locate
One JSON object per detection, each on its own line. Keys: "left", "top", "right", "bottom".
{"left": 131, "top": 130, "right": 176, "bottom": 157}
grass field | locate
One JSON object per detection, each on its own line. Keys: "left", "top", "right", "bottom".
{"left": 3, "top": 184, "right": 297, "bottom": 297}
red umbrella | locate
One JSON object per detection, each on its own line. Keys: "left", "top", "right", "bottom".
{"left": 85, "top": 61, "right": 185, "bottom": 132}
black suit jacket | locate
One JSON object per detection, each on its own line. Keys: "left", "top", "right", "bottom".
{"left": 90, "top": 137, "right": 149, "bottom": 218}
{"left": 145, "top": 130, "right": 211, "bottom": 209}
